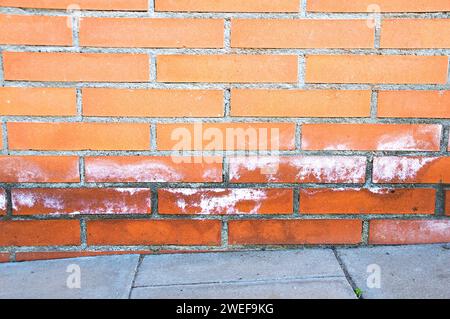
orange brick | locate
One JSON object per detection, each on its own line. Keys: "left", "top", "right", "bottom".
{"left": 305, "top": 55, "right": 448, "bottom": 84}
{"left": 229, "top": 156, "right": 367, "bottom": 184}
{"left": 232, "top": 19, "right": 374, "bottom": 49}
{"left": 85, "top": 156, "right": 222, "bottom": 183}
{"left": 0, "top": 189, "right": 6, "bottom": 215}
{"left": 446, "top": 191, "right": 450, "bottom": 216}
{"left": 87, "top": 219, "right": 221, "bottom": 246}
{"left": 381, "top": 19, "right": 450, "bottom": 48}
{"left": 0, "top": 14, "right": 72, "bottom": 46}
{"left": 300, "top": 188, "right": 435, "bottom": 214}
{"left": 158, "top": 188, "right": 293, "bottom": 215}
{"left": 229, "top": 219, "right": 362, "bottom": 245}
{"left": 12, "top": 188, "right": 151, "bottom": 215}
{"left": 3, "top": 52, "right": 149, "bottom": 82}
{"left": 0, "top": 0, "right": 148, "bottom": 10}
{"left": 83, "top": 88, "right": 223, "bottom": 117}
{"left": 155, "top": 0, "right": 300, "bottom": 12}
{"left": 0, "top": 87, "right": 76, "bottom": 116}
{"left": 8, "top": 122, "right": 150, "bottom": 151}
{"left": 157, "top": 55, "right": 298, "bottom": 83}
{"left": 0, "top": 253, "right": 9, "bottom": 263}
{"left": 0, "top": 156, "right": 79, "bottom": 183}
{"left": 373, "top": 157, "right": 450, "bottom": 184}
{"left": 369, "top": 220, "right": 450, "bottom": 244}
{"left": 15, "top": 250, "right": 153, "bottom": 262}
{"left": 378, "top": 91, "right": 450, "bottom": 119}
{"left": 231, "top": 89, "right": 371, "bottom": 117}
{"left": 301, "top": 124, "right": 441, "bottom": 151}
{"left": 0, "top": 220, "right": 80, "bottom": 246}
{"left": 80, "top": 18, "right": 223, "bottom": 48}
{"left": 157, "top": 123, "right": 296, "bottom": 151}
{"left": 0, "top": 130, "right": 2, "bottom": 149}
{"left": 307, "top": 0, "right": 450, "bottom": 12}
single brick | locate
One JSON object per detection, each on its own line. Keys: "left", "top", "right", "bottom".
{"left": 229, "top": 219, "right": 363, "bottom": 245}
{"left": 0, "top": 0, "right": 148, "bottom": 10}
{"left": 232, "top": 19, "right": 374, "bottom": 49}
{"left": 301, "top": 124, "right": 441, "bottom": 151}
{"left": 305, "top": 55, "right": 448, "bottom": 84}
{"left": 85, "top": 156, "right": 222, "bottom": 183}
{"left": 83, "top": 88, "right": 223, "bottom": 117}
{"left": 12, "top": 188, "right": 151, "bottom": 215}
{"left": 157, "top": 123, "right": 296, "bottom": 151}
{"left": 300, "top": 188, "right": 435, "bottom": 214}
{"left": 369, "top": 220, "right": 450, "bottom": 244}
{"left": 0, "top": 87, "right": 76, "bottom": 116}
{"left": 0, "top": 14, "right": 72, "bottom": 46}
{"left": 155, "top": 0, "right": 300, "bottom": 12}
{"left": 158, "top": 188, "right": 293, "bottom": 215}
{"left": 307, "top": 0, "right": 450, "bottom": 12}
{"left": 8, "top": 122, "right": 150, "bottom": 151}
{"left": 2, "top": 52, "right": 149, "bottom": 82}
{"left": 0, "top": 130, "right": 2, "bottom": 149}
{"left": 381, "top": 19, "right": 450, "bottom": 49}
{"left": 446, "top": 191, "right": 450, "bottom": 216}
{"left": 229, "top": 156, "right": 367, "bottom": 184}
{"left": 0, "top": 220, "right": 80, "bottom": 246}
{"left": 373, "top": 157, "right": 450, "bottom": 184}
{"left": 0, "top": 156, "right": 79, "bottom": 183}
{"left": 87, "top": 219, "right": 221, "bottom": 246}
{"left": 231, "top": 89, "right": 371, "bottom": 117}
{"left": 0, "top": 189, "right": 6, "bottom": 215}
{"left": 15, "top": 250, "right": 153, "bottom": 262}
{"left": 157, "top": 55, "right": 298, "bottom": 83}
{"left": 0, "top": 253, "right": 9, "bottom": 263}
{"left": 378, "top": 90, "right": 450, "bottom": 119}
{"left": 80, "top": 18, "right": 223, "bottom": 48}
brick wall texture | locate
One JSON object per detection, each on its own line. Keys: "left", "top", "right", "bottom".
{"left": 0, "top": 0, "right": 449, "bottom": 262}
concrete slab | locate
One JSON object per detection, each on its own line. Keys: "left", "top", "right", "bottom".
{"left": 131, "top": 278, "right": 356, "bottom": 299}
{"left": 135, "top": 249, "right": 345, "bottom": 287}
{"left": 337, "top": 245, "right": 450, "bottom": 299}
{"left": 0, "top": 254, "right": 140, "bottom": 299}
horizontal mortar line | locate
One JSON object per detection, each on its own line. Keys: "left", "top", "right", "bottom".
{"left": 2, "top": 46, "right": 450, "bottom": 55}
{"left": 2, "top": 81, "right": 450, "bottom": 90}
{"left": 0, "top": 7, "right": 449, "bottom": 18}
{"left": 132, "top": 275, "right": 347, "bottom": 289}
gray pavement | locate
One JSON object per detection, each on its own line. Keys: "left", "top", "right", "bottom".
{"left": 0, "top": 245, "right": 449, "bottom": 299}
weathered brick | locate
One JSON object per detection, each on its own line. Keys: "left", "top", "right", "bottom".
{"left": 307, "top": 0, "right": 450, "bottom": 12}
{"left": 12, "top": 188, "right": 151, "bottom": 215}
{"left": 155, "top": 0, "right": 300, "bottom": 12}
{"left": 0, "top": 253, "right": 9, "bottom": 263}
{"left": 158, "top": 188, "right": 293, "bottom": 215}
{"left": 0, "top": 0, "right": 148, "bottom": 10}
{"left": 0, "top": 189, "right": 6, "bottom": 215}
{"left": 300, "top": 188, "right": 435, "bottom": 214}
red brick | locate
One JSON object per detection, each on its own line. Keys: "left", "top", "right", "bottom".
{"left": 301, "top": 124, "right": 441, "bottom": 151}
{"left": 157, "top": 123, "right": 296, "bottom": 151}
{"left": 373, "top": 157, "right": 450, "bottom": 184}
{"left": 378, "top": 90, "right": 450, "bottom": 119}
{"left": 3, "top": 52, "right": 149, "bottom": 82}
{"left": 446, "top": 191, "right": 450, "bottom": 216}
{"left": 85, "top": 156, "right": 222, "bottom": 183}
{"left": 0, "top": 0, "right": 148, "bottom": 10}
{"left": 87, "top": 220, "right": 221, "bottom": 246}
{"left": 306, "top": 55, "right": 448, "bottom": 84}
{"left": 0, "top": 156, "right": 79, "bottom": 183}
{"left": 231, "top": 89, "right": 371, "bottom": 118}
{"left": 232, "top": 19, "right": 374, "bottom": 49}
{"left": 0, "top": 87, "right": 76, "bottom": 116}
{"left": 229, "top": 219, "right": 363, "bottom": 245}
{"left": 155, "top": 0, "right": 300, "bottom": 12}
{"left": 0, "top": 253, "right": 9, "bottom": 263}
{"left": 0, "top": 220, "right": 80, "bottom": 246}
{"left": 83, "top": 88, "right": 223, "bottom": 117}
{"left": 157, "top": 55, "right": 298, "bottom": 83}
{"left": 80, "top": 18, "right": 223, "bottom": 48}
{"left": 0, "top": 14, "right": 72, "bottom": 46}
{"left": 300, "top": 188, "right": 435, "bottom": 215}
{"left": 12, "top": 188, "right": 151, "bottom": 216}
{"left": 307, "top": 0, "right": 450, "bottom": 12}
{"left": 369, "top": 220, "right": 450, "bottom": 244}
{"left": 7, "top": 122, "right": 150, "bottom": 151}
{"left": 229, "top": 156, "right": 367, "bottom": 184}
{"left": 15, "top": 250, "right": 153, "bottom": 262}
{"left": 158, "top": 188, "right": 293, "bottom": 215}
{"left": 0, "top": 189, "right": 6, "bottom": 215}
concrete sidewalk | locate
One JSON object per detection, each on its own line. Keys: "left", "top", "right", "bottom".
{"left": 0, "top": 245, "right": 449, "bottom": 299}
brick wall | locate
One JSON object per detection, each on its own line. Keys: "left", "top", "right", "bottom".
{"left": 0, "top": 0, "right": 450, "bottom": 262}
